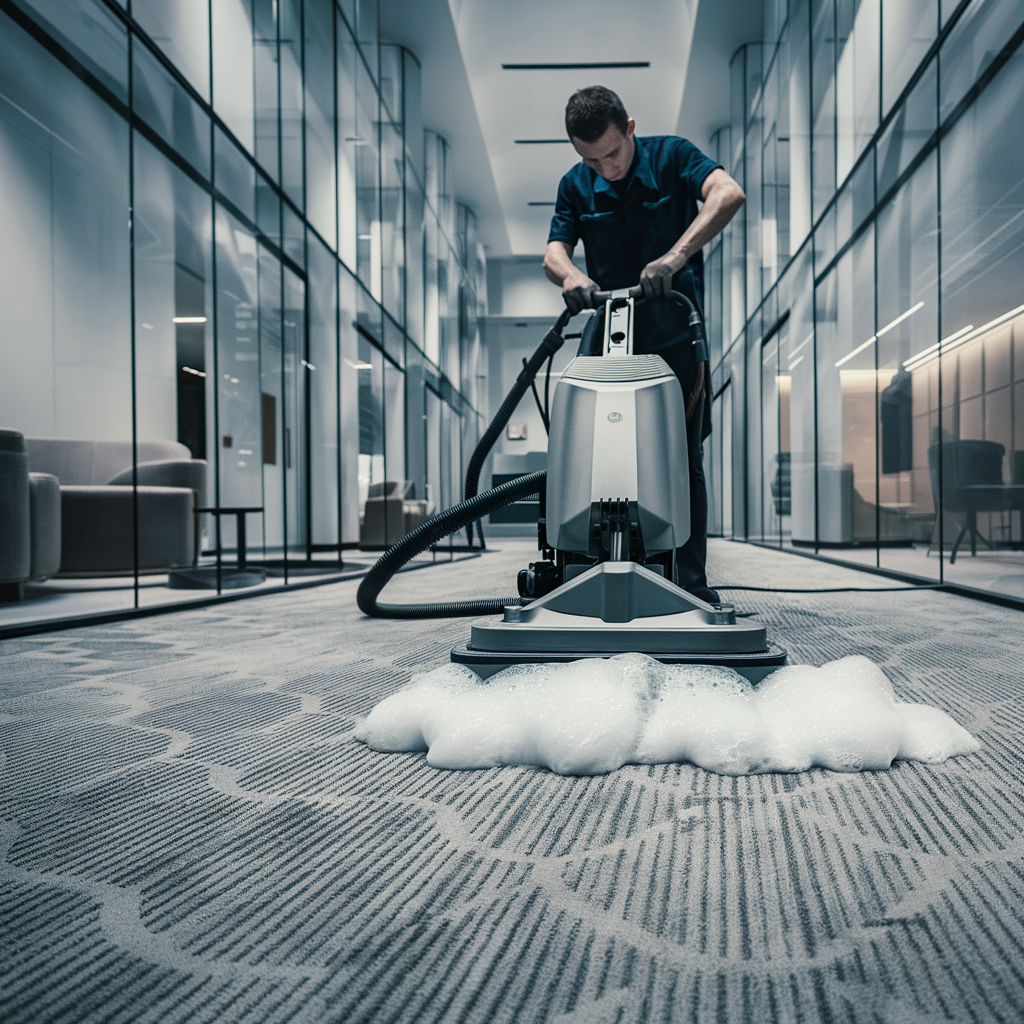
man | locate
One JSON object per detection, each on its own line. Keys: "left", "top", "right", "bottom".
{"left": 543, "top": 86, "right": 745, "bottom": 603}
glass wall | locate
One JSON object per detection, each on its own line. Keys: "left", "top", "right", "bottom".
{"left": 706, "top": 0, "right": 1024, "bottom": 602}
{"left": 0, "top": 0, "right": 485, "bottom": 626}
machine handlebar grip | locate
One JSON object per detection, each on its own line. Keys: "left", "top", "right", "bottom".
{"left": 587, "top": 286, "right": 697, "bottom": 317}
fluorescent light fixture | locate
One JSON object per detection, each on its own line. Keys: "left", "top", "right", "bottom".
{"left": 903, "top": 302, "right": 1024, "bottom": 372}
{"left": 173, "top": 316, "right": 207, "bottom": 324}
{"left": 788, "top": 355, "right": 805, "bottom": 371}
{"left": 181, "top": 365, "right": 206, "bottom": 377}
{"left": 877, "top": 301, "right": 925, "bottom": 338}
{"left": 301, "top": 359, "right": 316, "bottom": 370}
{"left": 834, "top": 301, "right": 924, "bottom": 368}
{"left": 345, "top": 358, "right": 374, "bottom": 370}
{"left": 834, "top": 336, "right": 876, "bottom": 368}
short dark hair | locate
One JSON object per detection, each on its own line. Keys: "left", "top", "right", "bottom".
{"left": 565, "top": 86, "right": 629, "bottom": 143}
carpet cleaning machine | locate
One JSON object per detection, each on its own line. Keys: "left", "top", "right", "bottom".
{"left": 357, "top": 287, "right": 786, "bottom": 682}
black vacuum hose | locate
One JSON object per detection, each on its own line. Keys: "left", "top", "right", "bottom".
{"left": 357, "top": 470, "right": 546, "bottom": 618}
{"left": 462, "top": 308, "right": 572, "bottom": 542}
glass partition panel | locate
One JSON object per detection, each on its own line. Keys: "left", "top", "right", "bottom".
{"left": 761, "top": 327, "right": 784, "bottom": 544}
{"left": 213, "top": 207, "right": 261, "bottom": 563}
{"left": 876, "top": 58, "right": 937, "bottom": 198}
{"left": 279, "top": 0, "right": 303, "bottom": 211}
{"left": 881, "top": 0, "right": 937, "bottom": 116}
{"left": 355, "top": 53, "right": 381, "bottom": 301}
{"left": 939, "top": 46, "right": 1024, "bottom": 595}
{"left": 380, "top": 116, "right": 405, "bottom": 324}
{"left": 789, "top": 0, "right": 813, "bottom": 253}
{"left": 339, "top": 266, "right": 360, "bottom": 545}
{"left": 283, "top": 266, "right": 306, "bottom": 564}
{"left": 215, "top": 125, "right": 256, "bottom": 224}
{"left": 356, "top": 334, "right": 384, "bottom": 545}
{"left": 132, "top": 39, "right": 210, "bottom": 178}
{"left": 940, "top": 0, "right": 1024, "bottom": 123}
{"left": 337, "top": 11, "right": 359, "bottom": 270}
{"left": 815, "top": 227, "right": 876, "bottom": 560}
{"left": 786, "top": 246, "right": 816, "bottom": 549}
{"left": 383, "top": 356, "right": 406, "bottom": 545}
{"left": 812, "top": 0, "right": 837, "bottom": 220}
{"left": 10, "top": 0, "right": 128, "bottom": 103}
{"left": 836, "top": 0, "right": 879, "bottom": 183}
{"left": 0, "top": 14, "right": 134, "bottom": 620}
{"left": 745, "top": 326, "right": 764, "bottom": 539}
{"left": 212, "top": 0, "right": 255, "bottom": 152}
{"left": 876, "top": 151, "right": 939, "bottom": 576}
{"left": 305, "top": 0, "right": 337, "bottom": 250}
{"left": 132, "top": 0, "right": 209, "bottom": 101}
{"left": 253, "top": 0, "right": 279, "bottom": 184}
{"left": 258, "top": 244, "right": 283, "bottom": 563}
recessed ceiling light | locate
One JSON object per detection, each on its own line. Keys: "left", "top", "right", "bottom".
{"left": 173, "top": 316, "right": 207, "bottom": 323}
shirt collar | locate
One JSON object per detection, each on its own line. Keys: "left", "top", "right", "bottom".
{"left": 592, "top": 137, "right": 657, "bottom": 198}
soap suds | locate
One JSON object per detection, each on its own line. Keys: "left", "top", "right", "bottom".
{"left": 354, "top": 654, "right": 979, "bottom": 777}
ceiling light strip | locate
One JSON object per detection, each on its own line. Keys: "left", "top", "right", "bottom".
{"left": 502, "top": 62, "right": 650, "bottom": 70}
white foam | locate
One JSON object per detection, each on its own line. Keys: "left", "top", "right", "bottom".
{"left": 353, "top": 654, "right": 980, "bottom": 776}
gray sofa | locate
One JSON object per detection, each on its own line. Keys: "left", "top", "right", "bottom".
{"left": 360, "top": 480, "right": 431, "bottom": 550}
{"left": 25, "top": 437, "right": 207, "bottom": 576}
{"left": 0, "top": 429, "right": 61, "bottom": 601}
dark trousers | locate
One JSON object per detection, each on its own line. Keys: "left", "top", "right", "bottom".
{"left": 672, "top": 391, "right": 719, "bottom": 604}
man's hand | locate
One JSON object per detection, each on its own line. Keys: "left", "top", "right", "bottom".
{"left": 640, "top": 251, "right": 687, "bottom": 301}
{"left": 544, "top": 241, "right": 598, "bottom": 314}
{"left": 561, "top": 268, "right": 599, "bottom": 315}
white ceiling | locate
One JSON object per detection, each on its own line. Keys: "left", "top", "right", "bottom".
{"left": 380, "top": 0, "right": 762, "bottom": 258}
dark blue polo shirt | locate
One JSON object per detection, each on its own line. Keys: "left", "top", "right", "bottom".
{"left": 548, "top": 135, "right": 721, "bottom": 373}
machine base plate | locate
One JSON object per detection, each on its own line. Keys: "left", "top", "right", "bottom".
{"left": 451, "top": 641, "right": 788, "bottom": 684}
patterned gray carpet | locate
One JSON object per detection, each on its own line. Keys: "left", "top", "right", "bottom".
{"left": 2, "top": 539, "right": 1024, "bottom": 1024}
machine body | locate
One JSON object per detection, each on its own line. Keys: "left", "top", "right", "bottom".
{"left": 451, "top": 288, "right": 786, "bottom": 681}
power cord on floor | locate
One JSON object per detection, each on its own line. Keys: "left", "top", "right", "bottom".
{"left": 714, "top": 583, "right": 945, "bottom": 594}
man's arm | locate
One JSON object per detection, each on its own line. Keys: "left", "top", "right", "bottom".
{"left": 543, "top": 241, "right": 599, "bottom": 315}
{"left": 639, "top": 168, "right": 746, "bottom": 300}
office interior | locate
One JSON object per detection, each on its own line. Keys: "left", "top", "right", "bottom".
{"left": 4, "top": 4, "right": 1024, "bottom": 1023}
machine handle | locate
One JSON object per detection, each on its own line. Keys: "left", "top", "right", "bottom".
{"left": 588, "top": 286, "right": 695, "bottom": 316}
{"left": 586, "top": 285, "right": 707, "bottom": 358}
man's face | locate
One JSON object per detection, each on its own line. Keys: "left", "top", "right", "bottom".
{"left": 571, "top": 119, "right": 636, "bottom": 182}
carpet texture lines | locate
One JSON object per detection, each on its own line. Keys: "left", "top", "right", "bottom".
{"left": 2, "top": 540, "right": 1024, "bottom": 1023}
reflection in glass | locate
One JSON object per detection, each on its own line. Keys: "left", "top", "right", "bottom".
{"left": 11, "top": 0, "right": 128, "bottom": 102}
{"left": 836, "top": 0, "right": 879, "bottom": 184}
{"left": 212, "top": 0, "right": 255, "bottom": 152}
{"left": 815, "top": 229, "right": 875, "bottom": 553}
{"left": 283, "top": 266, "right": 306, "bottom": 562}
{"left": 132, "top": 0, "right": 209, "bottom": 100}
{"left": 132, "top": 39, "right": 210, "bottom": 177}
{"left": 280, "top": 0, "right": 303, "bottom": 210}
{"left": 308, "top": 234, "right": 340, "bottom": 552}
{"left": 214, "top": 206, "right": 260, "bottom": 561}
{"left": 876, "top": 59, "right": 937, "bottom": 197}
{"left": 305, "top": 0, "right": 337, "bottom": 249}
{"left": 875, "top": 153, "right": 939, "bottom": 574}
{"left": 881, "top": 0, "right": 936, "bottom": 115}
{"left": 811, "top": 0, "right": 837, "bottom": 220}
{"left": 214, "top": 125, "right": 255, "bottom": 224}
